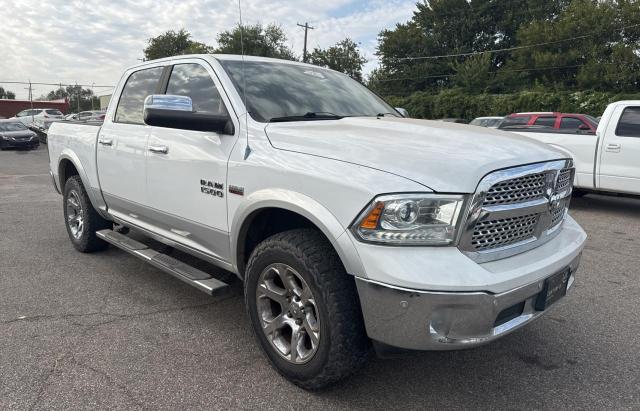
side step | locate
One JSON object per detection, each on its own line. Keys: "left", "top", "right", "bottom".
{"left": 96, "top": 229, "right": 229, "bottom": 296}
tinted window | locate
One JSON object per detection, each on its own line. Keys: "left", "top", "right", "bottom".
{"left": 0, "top": 122, "right": 28, "bottom": 131}
{"left": 45, "top": 109, "right": 63, "bottom": 116}
{"left": 166, "top": 64, "right": 228, "bottom": 116}
{"left": 499, "top": 116, "right": 531, "bottom": 128}
{"left": 220, "top": 60, "right": 397, "bottom": 122}
{"left": 534, "top": 116, "right": 556, "bottom": 127}
{"left": 115, "top": 67, "right": 164, "bottom": 124}
{"left": 559, "top": 117, "right": 584, "bottom": 131}
{"left": 615, "top": 107, "right": 640, "bottom": 137}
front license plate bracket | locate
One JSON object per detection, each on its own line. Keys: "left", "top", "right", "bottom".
{"left": 535, "top": 269, "right": 570, "bottom": 311}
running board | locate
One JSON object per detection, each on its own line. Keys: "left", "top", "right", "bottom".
{"left": 96, "top": 229, "right": 229, "bottom": 296}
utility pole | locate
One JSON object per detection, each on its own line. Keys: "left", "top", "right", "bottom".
{"left": 297, "top": 22, "right": 315, "bottom": 62}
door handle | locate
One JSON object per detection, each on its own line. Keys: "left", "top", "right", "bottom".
{"left": 98, "top": 138, "right": 113, "bottom": 146}
{"left": 605, "top": 143, "right": 621, "bottom": 153}
{"left": 148, "top": 145, "right": 169, "bottom": 154}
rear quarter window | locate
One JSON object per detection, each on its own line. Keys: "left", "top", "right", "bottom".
{"left": 615, "top": 107, "right": 640, "bottom": 137}
{"left": 45, "top": 109, "right": 63, "bottom": 116}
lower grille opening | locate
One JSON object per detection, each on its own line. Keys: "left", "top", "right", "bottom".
{"left": 494, "top": 301, "right": 526, "bottom": 327}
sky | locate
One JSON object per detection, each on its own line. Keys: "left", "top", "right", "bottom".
{"left": 0, "top": 0, "right": 416, "bottom": 100}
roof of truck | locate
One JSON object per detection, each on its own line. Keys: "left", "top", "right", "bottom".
{"left": 129, "top": 54, "right": 321, "bottom": 71}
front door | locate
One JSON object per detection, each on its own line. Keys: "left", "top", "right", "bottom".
{"left": 598, "top": 105, "right": 640, "bottom": 194}
{"left": 145, "top": 60, "right": 238, "bottom": 262}
{"left": 97, "top": 65, "right": 165, "bottom": 223}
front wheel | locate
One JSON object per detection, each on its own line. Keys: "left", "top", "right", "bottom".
{"left": 63, "top": 175, "right": 111, "bottom": 252}
{"left": 245, "top": 229, "right": 369, "bottom": 390}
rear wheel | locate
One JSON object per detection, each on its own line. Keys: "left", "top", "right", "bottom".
{"left": 245, "top": 229, "right": 369, "bottom": 390}
{"left": 63, "top": 175, "right": 111, "bottom": 252}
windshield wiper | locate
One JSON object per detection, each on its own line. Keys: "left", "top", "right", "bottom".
{"left": 375, "top": 112, "right": 400, "bottom": 117}
{"left": 268, "top": 112, "right": 344, "bottom": 123}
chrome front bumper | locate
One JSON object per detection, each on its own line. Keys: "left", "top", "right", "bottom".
{"left": 355, "top": 253, "right": 581, "bottom": 351}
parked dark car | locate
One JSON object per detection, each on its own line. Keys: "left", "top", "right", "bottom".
{"left": 499, "top": 112, "right": 598, "bottom": 134}
{"left": 0, "top": 120, "right": 39, "bottom": 150}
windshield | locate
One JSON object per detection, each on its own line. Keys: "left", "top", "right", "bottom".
{"left": 220, "top": 60, "right": 398, "bottom": 122}
{"left": 0, "top": 122, "right": 28, "bottom": 132}
{"left": 584, "top": 115, "right": 599, "bottom": 126}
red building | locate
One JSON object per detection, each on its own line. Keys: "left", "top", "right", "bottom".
{"left": 0, "top": 99, "right": 70, "bottom": 119}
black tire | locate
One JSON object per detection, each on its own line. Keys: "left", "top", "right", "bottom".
{"left": 63, "top": 175, "right": 111, "bottom": 252}
{"left": 572, "top": 189, "right": 587, "bottom": 198}
{"left": 245, "top": 228, "right": 370, "bottom": 390}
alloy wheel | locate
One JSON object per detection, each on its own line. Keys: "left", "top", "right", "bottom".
{"left": 66, "top": 190, "right": 84, "bottom": 239}
{"left": 256, "top": 263, "right": 320, "bottom": 364}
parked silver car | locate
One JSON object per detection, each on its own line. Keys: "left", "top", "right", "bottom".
{"left": 65, "top": 111, "right": 106, "bottom": 122}
{"left": 469, "top": 116, "right": 504, "bottom": 128}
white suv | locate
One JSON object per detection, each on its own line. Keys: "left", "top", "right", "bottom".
{"left": 14, "top": 108, "right": 65, "bottom": 128}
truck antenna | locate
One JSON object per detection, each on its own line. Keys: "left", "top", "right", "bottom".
{"left": 238, "top": 0, "right": 251, "bottom": 160}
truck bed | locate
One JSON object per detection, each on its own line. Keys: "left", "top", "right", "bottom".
{"left": 48, "top": 121, "right": 103, "bottom": 198}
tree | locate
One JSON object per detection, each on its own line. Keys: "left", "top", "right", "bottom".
{"left": 308, "top": 38, "right": 367, "bottom": 81}
{"left": 371, "top": 0, "right": 568, "bottom": 95}
{"left": 42, "top": 86, "right": 98, "bottom": 112}
{"left": 508, "top": 0, "right": 640, "bottom": 92}
{"left": 215, "top": 24, "right": 296, "bottom": 60}
{"left": 0, "top": 87, "right": 16, "bottom": 99}
{"left": 144, "top": 29, "right": 214, "bottom": 60}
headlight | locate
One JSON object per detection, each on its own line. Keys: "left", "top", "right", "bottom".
{"left": 351, "top": 194, "right": 466, "bottom": 245}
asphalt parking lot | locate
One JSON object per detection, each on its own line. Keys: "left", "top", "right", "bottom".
{"left": 1, "top": 146, "right": 639, "bottom": 410}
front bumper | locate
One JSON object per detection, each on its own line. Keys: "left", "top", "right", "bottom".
{"left": 356, "top": 253, "right": 580, "bottom": 350}
{"left": 0, "top": 137, "right": 39, "bottom": 148}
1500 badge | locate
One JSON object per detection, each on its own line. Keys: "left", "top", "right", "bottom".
{"left": 200, "top": 179, "right": 224, "bottom": 198}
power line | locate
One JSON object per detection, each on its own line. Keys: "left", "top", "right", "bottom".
{"left": 389, "top": 22, "right": 640, "bottom": 62}
{"left": 0, "top": 81, "right": 113, "bottom": 88}
{"left": 375, "top": 64, "right": 587, "bottom": 82}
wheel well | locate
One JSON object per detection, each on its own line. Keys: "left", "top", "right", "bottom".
{"left": 58, "top": 159, "right": 79, "bottom": 192}
{"left": 237, "top": 208, "right": 321, "bottom": 277}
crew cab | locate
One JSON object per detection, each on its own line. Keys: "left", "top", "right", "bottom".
{"left": 47, "top": 55, "right": 587, "bottom": 389}
{"left": 505, "top": 101, "right": 640, "bottom": 196}
{"left": 500, "top": 112, "right": 599, "bottom": 133}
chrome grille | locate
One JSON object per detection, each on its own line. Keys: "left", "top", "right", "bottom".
{"left": 550, "top": 202, "right": 566, "bottom": 228}
{"left": 472, "top": 214, "right": 538, "bottom": 251}
{"left": 484, "top": 172, "right": 546, "bottom": 205}
{"left": 459, "top": 160, "right": 574, "bottom": 263}
{"left": 556, "top": 169, "right": 572, "bottom": 192}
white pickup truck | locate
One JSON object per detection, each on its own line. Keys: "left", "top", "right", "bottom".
{"left": 48, "top": 55, "right": 586, "bottom": 389}
{"left": 507, "top": 101, "right": 640, "bottom": 196}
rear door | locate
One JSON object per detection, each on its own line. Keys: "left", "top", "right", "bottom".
{"left": 598, "top": 105, "right": 640, "bottom": 194}
{"left": 145, "top": 60, "right": 238, "bottom": 262}
{"left": 97, "top": 65, "right": 165, "bottom": 224}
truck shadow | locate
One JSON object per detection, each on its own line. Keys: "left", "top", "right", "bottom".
{"left": 571, "top": 193, "right": 640, "bottom": 218}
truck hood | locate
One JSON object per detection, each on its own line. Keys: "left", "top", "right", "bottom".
{"left": 265, "top": 117, "right": 566, "bottom": 193}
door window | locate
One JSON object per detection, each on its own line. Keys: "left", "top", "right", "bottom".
{"left": 559, "top": 117, "right": 585, "bottom": 132}
{"left": 165, "top": 63, "right": 228, "bottom": 116}
{"left": 615, "top": 107, "right": 640, "bottom": 137}
{"left": 115, "top": 67, "right": 164, "bottom": 125}
{"left": 533, "top": 116, "right": 556, "bottom": 127}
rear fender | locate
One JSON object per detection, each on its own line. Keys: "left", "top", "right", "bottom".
{"left": 58, "top": 150, "right": 108, "bottom": 218}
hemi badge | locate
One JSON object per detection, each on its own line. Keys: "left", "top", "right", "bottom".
{"left": 229, "top": 185, "right": 244, "bottom": 196}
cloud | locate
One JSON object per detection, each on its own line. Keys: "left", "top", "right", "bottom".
{"left": 0, "top": 0, "right": 415, "bottom": 99}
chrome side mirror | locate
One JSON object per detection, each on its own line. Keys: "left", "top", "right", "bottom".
{"left": 143, "top": 94, "right": 234, "bottom": 134}
{"left": 395, "top": 107, "right": 409, "bottom": 118}
{"left": 144, "top": 94, "right": 193, "bottom": 112}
